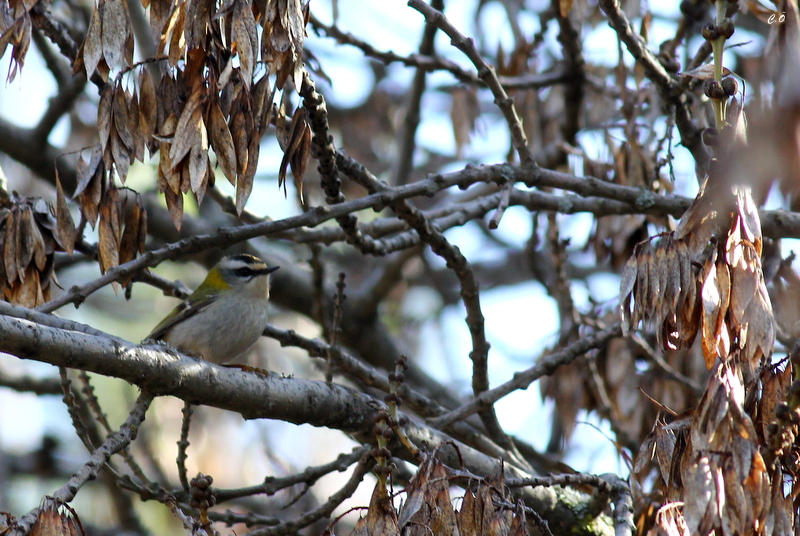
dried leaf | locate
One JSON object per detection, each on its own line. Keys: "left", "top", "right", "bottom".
{"left": 235, "top": 134, "right": 259, "bottom": 215}
{"left": 110, "top": 132, "right": 130, "bottom": 181}
{"left": 681, "top": 63, "right": 732, "bottom": 81}
{"left": 55, "top": 172, "right": 76, "bottom": 255}
{"left": 138, "top": 68, "right": 157, "bottom": 153}
{"left": 113, "top": 85, "right": 133, "bottom": 150}
{"left": 158, "top": 113, "right": 178, "bottom": 193}
{"left": 82, "top": 2, "right": 104, "bottom": 79}
{"left": 101, "top": 0, "right": 133, "bottom": 71}
{"left": 127, "top": 89, "right": 144, "bottom": 162}
{"left": 98, "top": 189, "right": 120, "bottom": 277}
{"left": 4, "top": 210, "right": 17, "bottom": 283}
{"left": 170, "top": 88, "right": 204, "bottom": 165}
{"left": 188, "top": 120, "right": 209, "bottom": 194}
{"left": 233, "top": 0, "right": 257, "bottom": 86}
{"left": 164, "top": 182, "right": 183, "bottom": 230}
{"left": 167, "top": 1, "right": 185, "bottom": 66}
{"left": 97, "top": 83, "right": 114, "bottom": 149}
{"left": 208, "top": 99, "right": 237, "bottom": 185}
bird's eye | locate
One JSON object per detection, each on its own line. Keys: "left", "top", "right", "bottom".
{"left": 236, "top": 267, "right": 254, "bottom": 278}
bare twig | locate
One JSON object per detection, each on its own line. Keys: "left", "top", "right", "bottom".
{"left": 11, "top": 391, "right": 154, "bottom": 535}
{"left": 429, "top": 323, "right": 621, "bottom": 428}
{"left": 392, "top": 0, "right": 443, "bottom": 186}
{"left": 408, "top": 0, "right": 534, "bottom": 164}
{"left": 309, "top": 13, "right": 568, "bottom": 91}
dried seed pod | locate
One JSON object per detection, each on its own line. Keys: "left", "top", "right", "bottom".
{"left": 703, "top": 79, "right": 725, "bottom": 100}
{"left": 719, "top": 18, "right": 735, "bottom": 38}
{"left": 701, "top": 22, "right": 719, "bottom": 41}
{"left": 722, "top": 76, "right": 738, "bottom": 97}
{"left": 702, "top": 127, "right": 719, "bottom": 146}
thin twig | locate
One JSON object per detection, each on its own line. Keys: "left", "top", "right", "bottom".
{"left": 429, "top": 323, "right": 621, "bottom": 428}
{"left": 408, "top": 0, "right": 534, "bottom": 164}
{"left": 309, "top": 13, "right": 568, "bottom": 91}
{"left": 392, "top": 0, "right": 443, "bottom": 186}
{"left": 177, "top": 401, "right": 193, "bottom": 492}
{"left": 245, "top": 452, "right": 373, "bottom": 536}
{"left": 11, "top": 391, "right": 154, "bottom": 535}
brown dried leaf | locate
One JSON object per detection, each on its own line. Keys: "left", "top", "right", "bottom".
{"left": 110, "top": 132, "right": 130, "bottom": 181}
{"left": 119, "top": 193, "right": 141, "bottom": 265}
{"left": 97, "top": 83, "right": 114, "bottom": 149}
{"left": 31, "top": 498, "right": 85, "bottom": 536}
{"left": 113, "top": 85, "right": 133, "bottom": 150}
{"left": 164, "top": 182, "right": 183, "bottom": 231}
{"left": 620, "top": 254, "right": 638, "bottom": 335}
{"left": 167, "top": 1, "right": 185, "bottom": 67}
{"left": 73, "top": 144, "right": 104, "bottom": 199}
{"left": 101, "top": 0, "right": 133, "bottom": 71}
{"left": 188, "top": 121, "right": 209, "bottom": 194}
{"left": 208, "top": 99, "right": 237, "bottom": 185}
{"left": 233, "top": 0, "right": 257, "bottom": 86}
{"left": 98, "top": 203, "right": 119, "bottom": 280}
{"left": 82, "top": 2, "right": 104, "bottom": 79}
{"left": 3, "top": 210, "right": 18, "bottom": 284}
{"left": 78, "top": 161, "right": 103, "bottom": 229}
{"left": 149, "top": 0, "right": 174, "bottom": 51}
{"left": 278, "top": 107, "right": 308, "bottom": 195}
{"left": 138, "top": 68, "right": 157, "bottom": 153}
{"left": 230, "top": 106, "right": 249, "bottom": 179}
{"left": 55, "top": 172, "right": 76, "bottom": 255}
{"left": 169, "top": 88, "right": 204, "bottom": 165}
{"left": 700, "top": 251, "right": 730, "bottom": 368}
{"left": 17, "top": 207, "right": 35, "bottom": 272}
{"left": 236, "top": 134, "right": 259, "bottom": 215}
{"left": 184, "top": 0, "right": 213, "bottom": 50}
{"left": 252, "top": 73, "right": 274, "bottom": 134}
{"left": 680, "top": 63, "right": 732, "bottom": 81}
{"left": 158, "top": 113, "right": 179, "bottom": 194}
{"left": 127, "top": 89, "right": 144, "bottom": 162}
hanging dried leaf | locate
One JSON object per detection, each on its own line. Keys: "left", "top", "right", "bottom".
{"left": 30, "top": 498, "right": 85, "bottom": 536}
{"left": 0, "top": 194, "right": 70, "bottom": 306}
{"left": 55, "top": 172, "right": 76, "bottom": 255}
{"left": 138, "top": 68, "right": 158, "bottom": 155}
{"left": 233, "top": 0, "right": 258, "bottom": 86}
{"left": 158, "top": 113, "right": 179, "bottom": 194}
{"left": 262, "top": 0, "right": 306, "bottom": 89}
{"left": 113, "top": 85, "right": 133, "bottom": 151}
{"left": 82, "top": 3, "right": 104, "bottom": 79}
{"left": 188, "top": 123, "right": 209, "bottom": 194}
{"left": 166, "top": 1, "right": 186, "bottom": 67}
{"left": 208, "top": 98, "right": 237, "bottom": 185}
{"left": 164, "top": 182, "right": 183, "bottom": 231}
{"left": 97, "top": 187, "right": 121, "bottom": 278}
{"left": 170, "top": 88, "right": 205, "bottom": 166}
{"left": 278, "top": 107, "right": 311, "bottom": 200}
{"left": 101, "top": 0, "right": 133, "bottom": 72}
{"left": 97, "top": 83, "right": 114, "bottom": 149}
{"left": 236, "top": 134, "right": 259, "bottom": 215}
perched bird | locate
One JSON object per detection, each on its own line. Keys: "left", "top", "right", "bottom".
{"left": 147, "top": 254, "right": 279, "bottom": 364}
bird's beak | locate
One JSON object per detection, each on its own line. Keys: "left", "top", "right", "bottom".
{"left": 259, "top": 265, "right": 280, "bottom": 276}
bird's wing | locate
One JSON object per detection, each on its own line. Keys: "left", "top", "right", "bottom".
{"left": 145, "top": 293, "right": 219, "bottom": 341}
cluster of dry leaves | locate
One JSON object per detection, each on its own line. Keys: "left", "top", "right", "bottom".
{"left": 0, "top": 194, "right": 62, "bottom": 306}
{"left": 65, "top": 0, "right": 308, "bottom": 270}
{"left": 345, "top": 456, "right": 531, "bottom": 536}
{"left": 0, "top": 0, "right": 33, "bottom": 82}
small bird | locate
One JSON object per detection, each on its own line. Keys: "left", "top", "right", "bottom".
{"left": 147, "top": 254, "right": 279, "bottom": 364}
